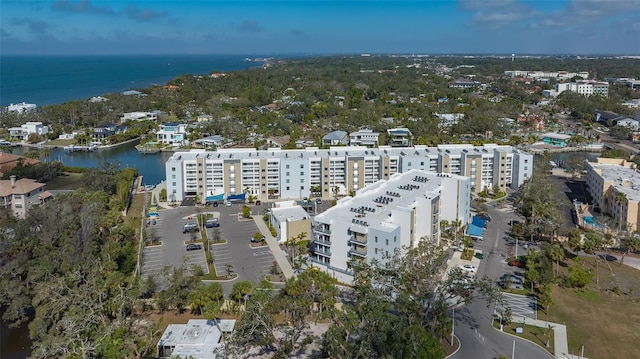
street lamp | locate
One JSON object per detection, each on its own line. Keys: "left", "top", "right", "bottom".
{"left": 451, "top": 305, "right": 456, "bottom": 346}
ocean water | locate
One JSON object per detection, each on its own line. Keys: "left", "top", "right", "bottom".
{"left": 0, "top": 55, "right": 262, "bottom": 106}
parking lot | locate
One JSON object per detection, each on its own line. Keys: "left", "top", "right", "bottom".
{"left": 208, "top": 203, "right": 277, "bottom": 282}
{"left": 503, "top": 292, "right": 537, "bottom": 320}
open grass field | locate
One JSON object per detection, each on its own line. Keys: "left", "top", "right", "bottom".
{"left": 494, "top": 322, "right": 554, "bottom": 355}
{"left": 44, "top": 172, "right": 84, "bottom": 190}
{"left": 538, "top": 256, "right": 640, "bottom": 359}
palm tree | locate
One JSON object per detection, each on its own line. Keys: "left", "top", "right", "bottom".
{"left": 621, "top": 235, "right": 640, "bottom": 265}
{"left": 548, "top": 244, "right": 565, "bottom": 276}
{"left": 614, "top": 192, "right": 628, "bottom": 230}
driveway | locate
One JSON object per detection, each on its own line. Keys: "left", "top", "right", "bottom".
{"left": 451, "top": 203, "right": 553, "bottom": 359}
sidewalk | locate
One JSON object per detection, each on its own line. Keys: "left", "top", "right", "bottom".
{"left": 253, "top": 216, "right": 294, "bottom": 280}
{"left": 511, "top": 316, "right": 585, "bottom": 359}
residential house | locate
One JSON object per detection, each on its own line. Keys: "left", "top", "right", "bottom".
{"left": 386, "top": 127, "right": 412, "bottom": 147}
{"left": 93, "top": 123, "right": 121, "bottom": 140}
{"left": 7, "top": 102, "right": 36, "bottom": 113}
{"left": 295, "top": 137, "right": 316, "bottom": 148}
{"left": 435, "top": 113, "right": 465, "bottom": 128}
{"left": 349, "top": 129, "right": 379, "bottom": 147}
{"left": 322, "top": 130, "right": 348, "bottom": 146}
{"left": 156, "top": 123, "right": 187, "bottom": 145}
{"left": 0, "top": 152, "right": 39, "bottom": 177}
{"left": 157, "top": 319, "right": 235, "bottom": 359}
{"left": 0, "top": 176, "right": 51, "bottom": 219}
{"left": 193, "top": 135, "right": 225, "bottom": 148}
{"left": 196, "top": 115, "right": 213, "bottom": 123}
{"left": 266, "top": 135, "right": 290, "bottom": 148}
{"left": 120, "top": 112, "right": 158, "bottom": 122}
{"left": 8, "top": 122, "right": 48, "bottom": 141}
{"left": 449, "top": 80, "right": 481, "bottom": 89}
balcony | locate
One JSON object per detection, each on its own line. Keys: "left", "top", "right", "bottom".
{"left": 314, "top": 237, "right": 331, "bottom": 246}
{"left": 315, "top": 248, "right": 332, "bottom": 257}
{"left": 349, "top": 234, "right": 368, "bottom": 245}
{"left": 349, "top": 247, "right": 368, "bottom": 258}
{"left": 314, "top": 226, "right": 331, "bottom": 235}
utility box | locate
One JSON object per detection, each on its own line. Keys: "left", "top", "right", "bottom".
{"left": 515, "top": 327, "right": 524, "bottom": 334}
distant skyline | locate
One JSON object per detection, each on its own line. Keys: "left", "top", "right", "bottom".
{"left": 1, "top": 0, "right": 639, "bottom": 55}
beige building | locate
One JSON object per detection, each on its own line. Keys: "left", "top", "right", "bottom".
{"left": 269, "top": 200, "right": 311, "bottom": 243}
{"left": 585, "top": 158, "right": 640, "bottom": 231}
{"left": 0, "top": 176, "right": 51, "bottom": 218}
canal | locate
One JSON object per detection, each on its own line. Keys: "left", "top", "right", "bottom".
{"left": 10, "top": 141, "right": 174, "bottom": 185}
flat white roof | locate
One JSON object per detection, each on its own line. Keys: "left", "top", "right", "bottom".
{"left": 591, "top": 163, "right": 640, "bottom": 202}
{"left": 272, "top": 205, "right": 310, "bottom": 222}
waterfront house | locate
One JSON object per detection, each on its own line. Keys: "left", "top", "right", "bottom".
{"left": 0, "top": 176, "right": 51, "bottom": 219}
{"left": 322, "top": 130, "right": 349, "bottom": 146}
{"left": 7, "top": 102, "right": 37, "bottom": 113}
{"left": 541, "top": 133, "right": 571, "bottom": 147}
{"left": 156, "top": 123, "right": 187, "bottom": 145}
{"left": 193, "top": 135, "right": 225, "bottom": 148}
{"left": 8, "top": 122, "right": 48, "bottom": 141}
{"left": 157, "top": 319, "right": 235, "bottom": 359}
{"left": 93, "top": 123, "right": 122, "bottom": 140}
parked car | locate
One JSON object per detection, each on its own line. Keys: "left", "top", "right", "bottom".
{"left": 225, "top": 201, "right": 232, "bottom": 207}
{"left": 255, "top": 200, "right": 262, "bottom": 206}
{"left": 598, "top": 254, "right": 617, "bottom": 262}
{"left": 459, "top": 264, "right": 477, "bottom": 273}
{"left": 205, "top": 219, "right": 220, "bottom": 228}
{"left": 501, "top": 282, "right": 524, "bottom": 290}
{"left": 477, "top": 213, "right": 491, "bottom": 222}
{"left": 315, "top": 198, "right": 322, "bottom": 204}
{"left": 500, "top": 274, "right": 524, "bottom": 285}
{"left": 251, "top": 235, "right": 266, "bottom": 243}
{"left": 183, "top": 223, "right": 199, "bottom": 233}
{"left": 186, "top": 244, "right": 202, "bottom": 251}
{"left": 474, "top": 252, "right": 484, "bottom": 260}
{"left": 508, "top": 259, "right": 526, "bottom": 268}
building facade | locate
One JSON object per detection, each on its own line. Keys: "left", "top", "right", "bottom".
{"left": 586, "top": 158, "right": 640, "bottom": 231}
{"left": 0, "top": 176, "right": 50, "bottom": 218}
{"left": 164, "top": 144, "right": 533, "bottom": 204}
{"left": 310, "top": 169, "right": 471, "bottom": 283}
{"left": 156, "top": 123, "right": 187, "bottom": 145}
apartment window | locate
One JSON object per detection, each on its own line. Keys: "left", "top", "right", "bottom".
{"left": 300, "top": 186, "right": 304, "bottom": 190}
{"left": 524, "top": 159, "right": 528, "bottom": 163}
{"left": 300, "top": 171, "right": 304, "bottom": 176}
{"left": 171, "top": 174, "right": 176, "bottom": 179}
{"left": 286, "top": 172, "right": 290, "bottom": 176}
{"left": 385, "top": 239, "right": 389, "bottom": 245}
{"left": 286, "top": 164, "right": 290, "bottom": 169}
{"left": 375, "top": 236, "right": 378, "bottom": 243}
{"left": 14, "top": 204, "right": 23, "bottom": 208}
{"left": 524, "top": 166, "right": 528, "bottom": 171}
{"left": 286, "top": 179, "right": 290, "bottom": 184}
{"left": 300, "top": 179, "right": 304, "bottom": 183}
{"left": 421, "top": 162, "right": 424, "bottom": 166}
{"left": 172, "top": 167, "right": 176, "bottom": 171}
{"left": 14, "top": 194, "right": 21, "bottom": 199}
{"left": 300, "top": 164, "right": 304, "bottom": 168}
{"left": 408, "top": 162, "right": 412, "bottom": 166}
{"left": 172, "top": 182, "right": 176, "bottom": 186}
{"left": 286, "top": 186, "right": 290, "bottom": 190}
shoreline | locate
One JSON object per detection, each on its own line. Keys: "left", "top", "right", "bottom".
{"left": 527, "top": 144, "right": 605, "bottom": 154}
{"left": 15, "top": 137, "right": 140, "bottom": 151}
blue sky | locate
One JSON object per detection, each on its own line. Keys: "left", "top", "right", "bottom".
{"left": 1, "top": 0, "right": 639, "bottom": 55}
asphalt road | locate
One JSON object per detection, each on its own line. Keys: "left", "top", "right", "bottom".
{"left": 451, "top": 202, "right": 553, "bottom": 359}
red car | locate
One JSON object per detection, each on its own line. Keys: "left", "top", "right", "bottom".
{"left": 508, "top": 259, "right": 526, "bottom": 268}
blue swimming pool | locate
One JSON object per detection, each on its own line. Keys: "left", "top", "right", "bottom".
{"left": 583, "top": 216, "right": 601, "bottom": 228}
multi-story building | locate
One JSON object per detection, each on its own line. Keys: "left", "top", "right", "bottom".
{"left": 310, "top": 169, "right": 470, "bottom": 283}
{"left": 8, "top": 122, "right": 49, "bottom": 141}
{"left": 0, "top": 176, "right": 51, "bottom": 218}
{"left": 164, "top": 144, "right": 532, "bottom": 204}
{"left": 386, "top": 127, "right": 412, "bottom": 147}
{"left": 543, "top": 81, "right": 609, "bottom": 97}
{"left": 586, "top": 158, "right": 640, "bottom": 231}
{"left": 156, "top": 123, "right": 187, "bottom": 145}
{"left": 7, "top": 102, "right": 37, "bottom": 113}
{"left": 349, "top": 129, "right": 379, "bottom": 147}
{"left": 269, "top": 201, "right": 311, "bottom": 243}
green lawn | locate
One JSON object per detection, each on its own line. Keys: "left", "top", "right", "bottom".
{"left": 493, "top": 321, "right": 554, "bottom": 355}
{"left": 46, "top": 138, "right": 75, "bottom": 146}
{"left": 537, "top": 257, "right": 640, "bottom": 359}
{"left": 44, "top": 172, "right": 84, "bottom": 190}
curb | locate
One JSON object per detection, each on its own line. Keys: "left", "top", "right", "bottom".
{"left": 445, "top": 334, "right": 461, "bottom": 359}
{"left": 490, "top": 323, "right": 555, "bottom": 358}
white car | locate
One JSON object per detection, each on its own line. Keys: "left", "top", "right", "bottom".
{"left": 459, "top": 264, "right": 477, "bottom": 273}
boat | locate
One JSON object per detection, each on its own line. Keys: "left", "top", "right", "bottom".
{"left": 136, "top": 142, "right": 161, "bottom": 154}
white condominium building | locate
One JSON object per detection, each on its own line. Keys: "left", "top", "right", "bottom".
{"left": 164, "top": 144, "right": 532, "bottom": 204}
{"left": 311, "top": 169, "right": 471, "bottom": 283}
